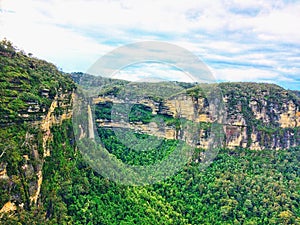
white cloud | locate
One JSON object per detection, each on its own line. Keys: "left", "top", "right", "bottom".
{"left": 213, "top": 67, "right": 279, "bottom": 82}
{"left": 0, "top": 0, "right": 113, "bottom": 71}
{"left": 226, "top": 1, "right": 300, "bottom": 43}
{"left": 253, "top": 4, "right": 300, "bottom": 42}
{"left": 0, "top": 0, "right": 299, "bottom": 89}
{"left": 112, "top": 62, "right": 195, "bottom": 83}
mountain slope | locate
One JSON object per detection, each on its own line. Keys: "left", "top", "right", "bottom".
{"left": 0, "top": 41, "right": 299, "bottom": 224}
{"left": 81, "top": 76, "right": 300, "bottom": 151}
{"left": 0, "top": 39, "right": 75, "bottom": 220}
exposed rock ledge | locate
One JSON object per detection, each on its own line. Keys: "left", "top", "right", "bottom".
{"left": 94, "top": 94, "right": 300, "bottom": 150}
{"left": 0, "top": 92, "right": 74, "bottom": 215}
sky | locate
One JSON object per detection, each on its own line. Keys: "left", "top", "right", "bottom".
{"left": 0, "top": 0, "right": 299, "bottom": 90}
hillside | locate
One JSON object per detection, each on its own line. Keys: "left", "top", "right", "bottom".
{"left": 77, "top": 74, "right": 300, "bottom": 151}
{"left": 0, "top": 41, "right": 299, "bottom": 224}
{"left": 0, "top": 40, "right": 75, "bottom": 220}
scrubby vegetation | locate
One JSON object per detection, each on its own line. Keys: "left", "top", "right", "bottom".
{"left": 0, "top": 39, "right": 74, "bottom": 222}
{"left": 0, "top": 39, "right": 74, "bottom": 124}
{"left": 0, "top": 40, "right": 299, "bottom": 224}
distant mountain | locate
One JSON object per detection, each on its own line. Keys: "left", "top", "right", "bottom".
{"left": 291, "top": 90, "right": 300, "bottom": 98}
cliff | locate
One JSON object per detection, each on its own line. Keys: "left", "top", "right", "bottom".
{"left": 92, "top": 81, "right": 300, "bottom": 150}
{"left": 0, "top": 40, "right": 74, "bottom": 215}
{"left": 0, "top": 42, "right": 299, "bottom": 224}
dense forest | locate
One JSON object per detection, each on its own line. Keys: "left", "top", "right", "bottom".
{"left": 2, "top": 120, "right": 299, "bottom": 224}
{"left": 0, "top": 40, "right": 299, "bottom": 224}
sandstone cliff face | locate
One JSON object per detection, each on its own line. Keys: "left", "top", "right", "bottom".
{"left": 0, "top": 41, "right": 77, "bottom": 216}
{"left": 1, "top": 69, "right": 298, "bottom": 217}
{"left": 30, "top": 91, "right": 73, "bottom": 205}
{"left": 94, "top": 83, "right": 300, "bottom": 150}
{"left": 0, "top": 90, "right": 73, "bottom": 215}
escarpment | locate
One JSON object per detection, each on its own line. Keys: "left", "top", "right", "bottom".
{"left": 0, "top": 41, "right": 299, "bottom": 221}
{"left": 0, "top": 92, "right": 73, "bottom": 215}
{"left": 0, "top": 40, "right": 75, "bottom": 215}
{"left": 93, "top": 82, "right": 300, "bottom": 150}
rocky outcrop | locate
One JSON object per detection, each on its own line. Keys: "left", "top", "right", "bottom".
{"left": 279, "top": 100, "right": 300, "bottom": 128}
{"left": 0, "top": 163, "right": 8, "bottom": 180}
{"left": 94, "top": 84, "right": 300, "bottom": 150}
{"left": 30, "top": 91, "right": 74, "bottom": 205}
{"left": 0, "top": 40, "right": 76, "bottom": 217}
{"left": 0, "top": 90, "right": 74, "bottom": 214}
{"left": 39, "top": 92, "right": 74, "bottom": 157}
{"left": 0, "top": 202, "right": 16, "bottom": 215}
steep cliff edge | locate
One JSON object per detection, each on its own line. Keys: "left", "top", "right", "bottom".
{"left": 92, "top": 81, "right": 299, "bottom": 150}
{"left": 0, "top": 40, "right": 74, "bottom": 215}
{"left": 0, "top": 42, "right": 299, "bottom": 224}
